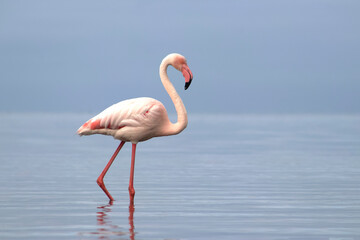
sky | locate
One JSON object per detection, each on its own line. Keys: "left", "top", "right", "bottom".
{"left": 0, "top": 0, "right": 359, "bottom": 114}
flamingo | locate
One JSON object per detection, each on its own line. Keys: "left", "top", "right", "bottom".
{"left": 77, "top": 53, "right": 193, "bottom": 203}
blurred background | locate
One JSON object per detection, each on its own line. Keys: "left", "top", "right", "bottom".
{"left": 1, "top": 0, "right": 359, "bottom": 114}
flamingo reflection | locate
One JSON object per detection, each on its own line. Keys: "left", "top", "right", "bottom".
{"left": 90, "top": 202, "right": 136, "bottom": 240}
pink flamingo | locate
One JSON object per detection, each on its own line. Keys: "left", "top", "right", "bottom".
{"left": 77, "top": 53, "right": 193, "bottom": 203}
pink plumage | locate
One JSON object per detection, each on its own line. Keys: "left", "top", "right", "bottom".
{"left": 77, "top": 53, "right": 193, "bottom": 203}
{"left": 78, "top": 97, "right": 169, "bottom": 143}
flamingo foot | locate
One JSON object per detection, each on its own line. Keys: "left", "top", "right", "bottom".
{"left": 95, "top": 141, "right": 125, "bottom": 202}
{"left": 97, "top": 178, "right": 114, "bottom": 202}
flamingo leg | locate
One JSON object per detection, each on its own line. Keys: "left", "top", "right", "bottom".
{"left": 128, "top": 143, "right": 137, "bottom": 204}
{"left": 97, "top": 141, "right": 125, "bottom": 202}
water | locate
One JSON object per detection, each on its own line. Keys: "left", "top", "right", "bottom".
{"left": 0, "top": 113, "right": 359, "bottom": 240}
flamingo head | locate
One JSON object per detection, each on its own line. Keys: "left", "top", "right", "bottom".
{"left": 171, "top": 54, "right": 193, "bottom": 90}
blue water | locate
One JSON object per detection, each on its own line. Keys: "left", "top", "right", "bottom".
{"left": 0, "top": 113, "right": 359, "bottom": 239}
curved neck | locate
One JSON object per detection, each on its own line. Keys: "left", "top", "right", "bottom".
{"left": 159, "top": 58, "right": 188, "bottom": 135}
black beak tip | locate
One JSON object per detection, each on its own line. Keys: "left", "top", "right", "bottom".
{"left": 184, "top": 78, "right": 193, "bottom": 90}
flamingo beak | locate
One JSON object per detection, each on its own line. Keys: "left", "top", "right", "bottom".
{"left": 182, "top": 64, "right": 193, "bottom": 90}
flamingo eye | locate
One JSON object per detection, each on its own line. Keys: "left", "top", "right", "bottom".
{"left": 173, "top": 56, "right": 186, "bottom": 70}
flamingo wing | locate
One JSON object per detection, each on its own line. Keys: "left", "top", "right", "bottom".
{"left": 77, "top": 97, "right": 164, "bottom": 136}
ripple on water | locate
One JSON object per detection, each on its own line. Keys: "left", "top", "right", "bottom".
{"left": 0, "top": 113, "right": 359, "bottom": 239}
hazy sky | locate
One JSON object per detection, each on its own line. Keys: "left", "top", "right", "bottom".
{"left": 1, "top": 1, "right": 359, "bottom": 113}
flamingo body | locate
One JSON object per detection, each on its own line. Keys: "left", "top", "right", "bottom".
{"left": 78, "top": 97, "right": 171, "bottom": 143}
{"left": 77, "top": 53, "right": 193, "bottom": 203}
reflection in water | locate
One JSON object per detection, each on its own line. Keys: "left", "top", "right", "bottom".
{"left": 128, "top": 204, "right": 135, "bottom": 240}
{"left": 80, "top": 202, "right": 135, "bottom": 239}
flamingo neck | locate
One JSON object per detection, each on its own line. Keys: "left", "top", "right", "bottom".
{"left": 159, "top": 57, "right": 188, "bottom": 136}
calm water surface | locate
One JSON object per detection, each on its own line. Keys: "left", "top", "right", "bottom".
{"left": 0, "top": 113, "right": 359, "bottom": 240}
